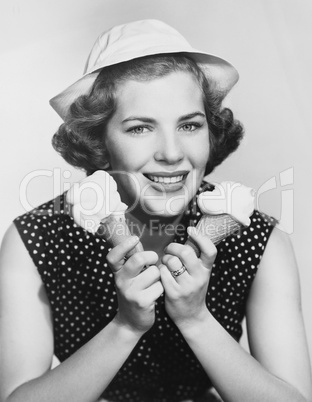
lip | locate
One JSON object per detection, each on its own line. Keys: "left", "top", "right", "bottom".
{"left": 143, "top": 171, "right": 189, "bottom": 192}
{"left": 144, "top": 170, "right": 189, "bottom": 177}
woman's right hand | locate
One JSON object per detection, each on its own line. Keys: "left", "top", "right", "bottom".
{"left": 106, "top": 236, "right": 163, "bottom": 335}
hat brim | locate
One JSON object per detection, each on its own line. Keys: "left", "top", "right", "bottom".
{"left": 50, "top": 48, "right": 239, "bottom": 121}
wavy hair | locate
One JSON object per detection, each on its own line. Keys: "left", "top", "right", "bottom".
{"left": 52, "top": 54, "right": 244, "bottom": 175}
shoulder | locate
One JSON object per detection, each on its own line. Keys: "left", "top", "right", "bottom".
{"left": 1, "top": 222, "right": 28, "bottom": 259}
{"left": 0, "top": 223, "right": 46, "bottom": 314}
{"left": 259, "top": 226, "right": 298, "bottom": 285}
{"left": 12, "top": 193, "right": 78, "bottom": 269}
{"left": 14, "top": 193, "right": 69, "bottom": 227}
{"left": 260, "top": 225, "right": 296, "bottom": 265}
{"left": 215, "top": 210, "right": 278, "bottom": 274}
{"left": 239, "top": 209, "right": 278, "bottom": 256}
{"left": 243, "top": 209, "right": 277, "bottom": 243}
{"left": 0, "top": 222, "right": 40, "bottom": 276}
{"left": 13, "top": 192, "right": 74, "bottom": 243}
{"left": 247, "top": 227, "right": 300, "bottom": 309}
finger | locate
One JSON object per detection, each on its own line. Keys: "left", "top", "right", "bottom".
{"left": 106, "top": 236, "right": 141, "bottom": 272}
{"left": 161, "top": 254, "right": 183, "bottom": 271}
{"left": 164, "top": 242, "right": 199, "bottom": 277}
{"left": 127, "top": 264, "right": 160, "bottom": 289}
{"left": 159, "top": 264, "right": 179, "bottom": 296}
{"left": 141, "top": 280, "right": 164, "bottom": 303}
{"left": 161, "top": 254, "right": 190, "bottom": 283}
{"left": 187, "top": 226, "right": 217, "bottom": 268}
{"left": 122, "top": 251, "right": 158, "bottom": 279}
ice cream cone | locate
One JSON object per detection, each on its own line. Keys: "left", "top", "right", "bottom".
{"left": 97, "top": 213, "right": 144, "bottom": 258}
{"left": 185, "top": 213, "right": 242, "bottom": 257}
{"left": 66, "top": 170, "right": 144, "bottom": 258}
{"left": 185, "top": 181, "right": 255, "bottom": 257}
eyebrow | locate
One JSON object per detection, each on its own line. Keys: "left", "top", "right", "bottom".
{"left": 122, "top": 111, "right": 206, "bottom": 124}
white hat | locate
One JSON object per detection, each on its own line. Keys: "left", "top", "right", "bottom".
{"left": 50, "top": 19, "right": 239, "bottom": 121}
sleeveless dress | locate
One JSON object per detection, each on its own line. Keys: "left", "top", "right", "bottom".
{"left": 14, "top": 181, "right": 277, "bottom": 402}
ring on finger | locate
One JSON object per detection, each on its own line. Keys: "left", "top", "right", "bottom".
{"left": 171, "top": 265, "right": 187, "bottom": 278}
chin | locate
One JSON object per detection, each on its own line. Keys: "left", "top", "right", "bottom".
{"left": 141, "top": 197, "right": 190, "bottom": 218}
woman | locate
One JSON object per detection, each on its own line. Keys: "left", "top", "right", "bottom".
{"left": 0, "top": 19, "right": 311, "bottom": 402}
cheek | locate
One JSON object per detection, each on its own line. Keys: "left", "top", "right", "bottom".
{"left": 105, "top": 135, "right": 154, "bottom": 172}
{"left": 107, "top": 148, "right": 129, "bottom": 170}
{"left": 189, "top": 138, "right": 210, "bottom": 170}
{"left": 104, "top": 136, "right": 133, "bottom": 170}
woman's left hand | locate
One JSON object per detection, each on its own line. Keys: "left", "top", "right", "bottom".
{"left": 159, "top": 226, "right": 217, "bottom": 330}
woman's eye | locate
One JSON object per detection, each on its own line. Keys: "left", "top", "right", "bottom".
{"left": 127, "top": 126, "right": 150, "bottom": 135}
{"left": 180, "top": 123, "right": 201, "bottom": 132}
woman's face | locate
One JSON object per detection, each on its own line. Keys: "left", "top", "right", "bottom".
{"left": 104, "top": 71, "right": 210, "bottom": 218}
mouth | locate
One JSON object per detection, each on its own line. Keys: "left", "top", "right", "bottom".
{"left": 144, "top": 171, "right": 189, "bottom": 184}
{"left": 145, "top": 174, "right": 185, "bottom": 184}
{"left": 144, "top": 171, "right": 189, "bottom": 192}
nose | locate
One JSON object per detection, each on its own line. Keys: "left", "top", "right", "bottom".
{"left": 154, "top": 131, "right": 184, "bottom": 165}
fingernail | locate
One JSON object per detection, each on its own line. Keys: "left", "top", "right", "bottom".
{"left": 127, "top": 235, "right": 139, "bottom": 245}
{"left": 131, "top": 235, "right": 139, "bottom": 243}
{"left": 187, "top": 226, "right": 197, "bottom": 236}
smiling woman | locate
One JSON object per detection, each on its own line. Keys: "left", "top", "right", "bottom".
{"left": 52, "top": 54, "right": 243, "bottom": 221}
{"left": 0, "top": 18, "right": 311, "bottom": 402}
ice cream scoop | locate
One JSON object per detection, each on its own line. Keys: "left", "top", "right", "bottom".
{"left": 66, "top": 170, "right": 143, "bottom": 257}
{"left": 185, "top": 181, "right": 255, "bottom": 256}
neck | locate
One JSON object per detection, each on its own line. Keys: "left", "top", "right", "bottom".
{"left": 125, "top": 207, "right": 185, "bottom": 257}
{"left": 126, "top": 209, "right": 183, "bottom": 236}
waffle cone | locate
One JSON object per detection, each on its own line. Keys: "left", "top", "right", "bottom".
{"left": 185, "top": 213, "right": 242, "bottom": 257}
{"left": 97, "top": 213, "right": 143, "bottom": 257}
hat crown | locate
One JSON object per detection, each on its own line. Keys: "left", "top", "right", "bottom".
{"left": 50, "top": 19, "right": 239, "bottom": 121}
{"left": 84, "top": 19, "right": 192, "bottom": 74}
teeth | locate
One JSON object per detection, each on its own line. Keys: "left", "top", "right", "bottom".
{"left": 147, "top": 175, "right": 184, "bottom": 183}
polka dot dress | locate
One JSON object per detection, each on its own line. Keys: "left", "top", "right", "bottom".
{"left": 14, "top": 182, "right": 277, "bottom": 402}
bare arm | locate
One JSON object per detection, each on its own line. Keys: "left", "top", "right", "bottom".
{"left": 245, "top": 227, "right": 312, "bottom": 400}
{"left": 0, "top": 225, "right": 161, "bottom": 402}
{"left": 160, "top": 227, "right": 312, "bottom": 402}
